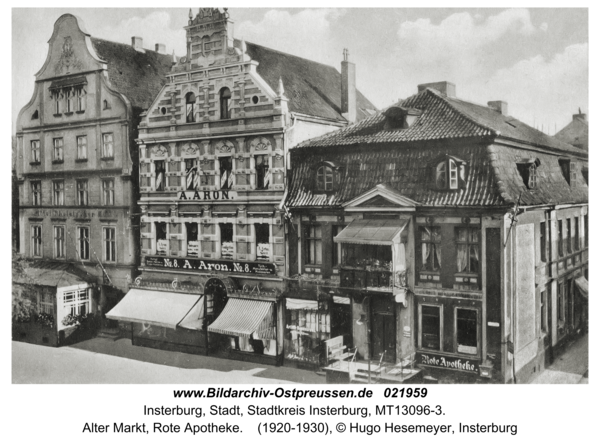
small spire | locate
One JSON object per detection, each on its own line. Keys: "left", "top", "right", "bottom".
{"left": 278, "top": 77, "right": 285, "bottom": 96}
{"left": 189, "top": 8, "right": 193, "bottom": 19}
{"left": 240, "top": 37, "right": 247, "bottom": 54}
{"left": 343, "top": 48, "right": 349, "bottom": 61}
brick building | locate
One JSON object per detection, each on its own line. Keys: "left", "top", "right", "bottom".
{"left": 14, "top": 14, "right": 173, "bottom": 344}
{"left": 285, "top": 81, "right": 588, "bottom": 383}
{"left": 106, "top": 8, "right": 376, "bottom": 364}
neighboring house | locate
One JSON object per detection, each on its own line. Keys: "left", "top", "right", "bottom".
{"left": 14, "top": 14, "right": 173, "bottom": 342}
{"left": 555, "top": 109, "right": 588, "bottom": 152}
{"left": 106, "top": 8, "right": 376, "bottom": 365}
{"left": 285, "top": 81, "right": 588, "bottom": 383}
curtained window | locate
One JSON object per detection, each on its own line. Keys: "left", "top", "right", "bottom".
{"left": 420, "top": 226, "right": 442, "bottom": 272}
{"left": 456, "top": 227, "right": 479, "bottom": 273}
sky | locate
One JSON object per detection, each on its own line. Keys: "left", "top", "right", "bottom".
{"left": 11, "top": 7, "right": 588, "bottom": 135}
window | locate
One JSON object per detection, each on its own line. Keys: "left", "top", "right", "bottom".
{"left": 53, "top": 90, "right": 61, "bottom": 114}
{"left": 566, "top": 219, "right": 572, "bottom": 254}
{"left": 76, "top": 86, "right": 86, "bottom": 112}
{"left": 220, "top": 223, "right": 234, "bottom": 259}
{"left": 456, "top": 227, "right": 480, "bottom": 274}
{"left": 434, "top": 156, "right": 466, "bottom": 190}
{"left": 102, "top": 133, "right": 114, "bottom": 158}
{"left": 558, "top": 220, "right": 564, "bottom": 257}
{"left": 77, "top": 227, "right": 89, "bottom": 260}
{"left": 456, "top": 308, "right": 478, "bottom": 355}
{"left": 185, "top": 92, "right": 195, "bottom": 123}
{"left": 155, "top": 160, "right": 165, "bottom": 191}
{"left": 53, "top": 138, "right": 64, "bottom": 162}
{"left": 103, "top": 99, "right": 110, "bottom": 110}
{"left": 517, "top": 161, "right": 538, "bottom": 189}
{"left": 31, "top": 181, "right": 41, "bottom": 206}
{"left": 255, "top": 154, "right": 270, "bottom": 190}
{"left": 76, "top": 136, "right": 87, "bottom": 160}
{"left": 103, "top": 227, "right": 116, "bottom": 262}
{"left": 66, "top": 88, "right": 73, "bottom": 113}
{"left": 155, "top": 222, "right": 167, "bottom": 255}
{"left": 54, "top": 226, "right": 65, "bottom": 259}
{"left": 219, "top": 87, "right": 231, "bottom": 119}
{"left": 540, "top": 289, "right": 547, "bottom": 333}
{"left": 540, "top": 221, "right": 546, "bottom": 262}
{"left": 102, "top": 179, "right": 114, "bottom": 206}
{"left": 31, "top": 225, "right": 42, "bottom": 257}
{"left": 332, "top": 225, "right": 346, "bottom": 267}
{"left": 420, "top": 305, "right": 441, "bottom": 350}
{"left": 31, "top": 140, "right": 40, "bottom": 163}
{"left": 219, "top": 157, "right": 233, "bottom": 190}
{"left": 255, "top": 223, "right": 270, "bottom": 261}
{"left": 584, "top": 214, "right": 588, "bottom": 247}
{"left": 39, "top": 289, "right": 53, "bottom": 314}
{"left": 185, "top": 159, "right": 199, "bottom": 190}
{"left": 558, "top": 282, "right": 564, "bottom": 322}
{"left": 303, "top": 225, "right": 322, "bottom": 265}
{"left": 53, "top": 181, "right": 64, "bottom": 206}
{"left": 559, "top": 159, "right": 576, "bottom": 186}
{"left": 420, "top": 226, "right": 442, "bottom": 272}
{"left": 316, "top": 166, "right": 334, "bottom": 191}
{"left": 574, "top": 217, "right": 579, "bottom": 251}
{"left": 62, "top": 288, "right": 90, "bottom": 317}
{"left": 76, "top": 180, "right": 88, "bottom": 206}
{"left": 186, "top": 223, "right": 199, "bottom": 257}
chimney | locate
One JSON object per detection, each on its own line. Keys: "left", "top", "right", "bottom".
{"left": 155, "top": 43, "right": 166, "bottom": 54}
{"left": 488, "top": 101, "right": 508, "bottom": 116}
{"left": 573, "top": 108, "right": 587, "bottom": 122}
{"left": 131, "top": 36, "right": 144, "bottom": 52}
{"left": 341, "top": 48, "right": 357, "bottom": 124}
{"left": 418, "top": 81, "right": 456, "bottom": 98}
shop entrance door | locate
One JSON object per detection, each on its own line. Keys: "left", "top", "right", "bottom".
{"left": 372, "top": 313, "right": 396, "bottom": 363}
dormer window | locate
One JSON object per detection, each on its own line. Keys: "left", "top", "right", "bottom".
{"left": 516, "top": 158, "right": 540, "bottom": 189}
{"left": 316, "top": 161, "right": 340, "bottom": 192}
{"left": 185, "top": 92, "right": 196, "bottom": 123}
{"left": 432, "top": 155, "right": 466, "bottom": 190}
{"left": 383, "top": 106, "right": 422, "bottom": 130}
{"left": 559, "top": 159, "right": 577, "bottom": 186}
{"left": 219, "top": 87, "right": 231, "bottom": 120}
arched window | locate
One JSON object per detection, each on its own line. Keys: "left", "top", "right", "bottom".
{"left": 185, "top": 92, "right": 196, "bottom": 123}
{"left": 316, "top": 166, "right": 334, "bottom": 191}
{"left": 219, "top": 87, "right": 231, "bottom": 119}
{"left": 434, "top": 156, "right": 466, "bottom": 190}
{"left": 435, "top": 162, "right": 447, "bottom": 189}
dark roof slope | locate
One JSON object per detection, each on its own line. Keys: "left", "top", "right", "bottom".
{"left": 243, "top": 41, "right": 376, "bottom": 122}
{"left": 91, "top": 38, "right": 173, "bottom": 110}
{"left": 555, "top": 116, "right": 588, "bottom": 151}
{"left": 297, "top": 88, "right": 586, "bottom": 156}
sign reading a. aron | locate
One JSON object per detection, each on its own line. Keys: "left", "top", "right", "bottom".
{"left": 178, "top": 190, "right": 237, "bottom": 201}
{"left": 416, "top": 352, "right": 479, "bottom": 373}
{"left": 145, "top": 256, "right": 277, "bottom": 275}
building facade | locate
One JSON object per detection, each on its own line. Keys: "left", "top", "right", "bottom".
{"left": 285, "top": 82, "right": 588, "bottom": 383}
{"left": 106, "top": 8, "right": 376, "bottom": 365}
{"left": 15, "top": 14, "right": 173, "bottom": 340}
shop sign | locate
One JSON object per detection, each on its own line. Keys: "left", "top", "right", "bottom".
{"left": 417, "top": 352, "right": 479, "bottom": 373}
{"left": 187, "top": 241, "right": 200, "bottom": 255}
{"left": 157, "top": 239, "right": 168, "bottom": 253}
{"left": 178, "top": 190, "right": 237, "bottom": 201}
{"left": 145, "top": 256, "right": 277, "bottom": 275}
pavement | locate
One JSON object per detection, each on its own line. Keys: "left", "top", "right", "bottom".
{"left": 12, "top": 337, "right": 326, "bottom": 384}
{"left": 530, "top": 332, "right": 588, "bottom": 384}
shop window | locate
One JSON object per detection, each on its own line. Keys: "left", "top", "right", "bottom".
{"left": 566, "top": 219, "right": 572, "bottom": 254}
{"left": 558, "top": 220, "right": 564, "bottom": 257}
{"left": 303, "top": 225, "right": 322, "bottom": 265}
{"left": 185, "top": 92, "right": 195, "bottom": 123}
{"left": 573, "top": 217, "right": 579, "bottom": 251}
{"left": 316, "top": 165, "right": 334, "bottom": 191}
{"left": 30, "top": 140, "right": 40, "bottom": 163}
{"left": 76, "top": 136, "right": 87, "bottom": 160}
{"left": 220, "top": 223, "right": 234, "bottom": 259}
{"left": 186, "top": 223, "right": 199, "bottom": 257}
{"left": 53, "top": 180, "right": 64, "bottom": 206}
{"left": 433, "top": 156, "right": 466, "bottom": 190}
{"left": 185, "top": 159, "right": 199, "bottom": 190}
{"left": 31, "top": 225, "right": 42, "bottom": 257}
{"left": 155, "top": 222, "right": 167, "bottom": 255}
{"left": 420, "top": 226, "right": 442, "bottom": 273}
{"left": 103, "top": 227, "right": 116, "bottom": 262}
{"left": 219, "top": 157, "right": 233, "bottom": 190}
{"left": 284, "top": 300, "right": 331, "bottom": 365}
{"left": 420, "top": 305, "right": 441, "bottom": 350}
{"left": 102, "top": 178, "right": 115, "bottom": 206}
{"left": 456, "top": 227, "right": 480, "bottom": 274}
{"left": 155, "top": 160, "right": 165, "bottom": 191}
{"left": 102, "top": 133, "right": 114, "bottom": 159}
{"left": 332, "top": 225, "right": 346, "bottom": 267}
{"left": 559, "top": 159, "right": 576, "bottom": 186}
{"left": 219, "top": 87, "right": 231, "bottom": 119}
{"left": 456, "top": 308, "right": 478, "bottom": 355}
{"left": 53, "top": 138, "right": 64, "bottom": 162}
{"left": 255, "top": 154, "right": 270, "bottom": 190}
{"left": 77, "top": 226, "right": 90, "bottom": 260}
{"left": 540, "top": 221, "right": 546, "bottom": 262}
{"left": 516, "top": 160, "right": 539, "bottom": 189}
{"left": 77, "top": 179, "right": 88, "bottom": 206}
{"left": 255, "top": 223, "right": 270, "bottom": 261}
{"left": 31, "top": 181, "right": 41, "bottom": 206}
{"left": 54, "top": 226, "right": 65, "bottom": 259}
{"left": 62, "top": 288, "right": 90, "bottom": 317}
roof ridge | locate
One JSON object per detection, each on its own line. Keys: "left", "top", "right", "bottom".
{"left": 241, "top": 40, "right": 338, "bottom": 72}
{"left": 91, "top": 36, "right": 166, "bottom": 56}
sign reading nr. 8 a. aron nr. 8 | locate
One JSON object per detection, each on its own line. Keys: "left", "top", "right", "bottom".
{"left": 145, "top": 256, "right": 277, "bottom": 275}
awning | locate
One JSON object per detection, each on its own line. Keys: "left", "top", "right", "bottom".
{"left": 333, "top": 296, "right": 351, "bottom": 305}
{"left": 286, "top": 298, "right": 318, "bottom": 311}
{"left": 208, "top": 298, "right": 275, "bottom": 339}
{"left": 49, "top": 75, "right": 87, "bottom": 89}
{"left": 106, "top": 289, "right": 202, "bottom": 329}
{"left": 575, "top": 276, "right": 588, "bottom": 299}
{"left": 179, "top": 296, "right": 205, "bottom": 330}
{"left": 334, "top": 218, "right": 409, "bottom": 245}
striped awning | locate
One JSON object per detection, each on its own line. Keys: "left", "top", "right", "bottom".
{"left": 208, "top": 298, "right": 275, "bottom": 339}
{"left": 286, "top": 298, "right": 318, "bottom": 311}
{"left": 333, "top": 296, "right": 351, "bottom": 305}
{"left": 334, "top": 218, "right": 409, "bottom": 245}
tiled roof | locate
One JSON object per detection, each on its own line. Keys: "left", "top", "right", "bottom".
{"left": 555, "top": 116, "right": 588, "bottom": 151}
{"left": 91, "top": 38, "right": 173, "bottom": 111}
{"left": 296, "top": 88, "right": 586, "bottom": 156}
{"left": 244, "top": 41, "right": 377, "bottom": 122}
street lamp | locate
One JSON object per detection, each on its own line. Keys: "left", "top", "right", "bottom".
{"left": 356, "top": 297, "right": 372, "bottom": 383}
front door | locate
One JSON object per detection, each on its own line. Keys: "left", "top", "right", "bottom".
{"left": 372, "top": 313, "right": 396, "bottom": 363}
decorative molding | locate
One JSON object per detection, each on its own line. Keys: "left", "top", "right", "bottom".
{"left": 250, "top": 136, "right": 271, "bottom": 152}
{"left": 54, "top": 36, "right": 83, "bottom": 75}
{"left": 152, "top": 145, "right": 168, "bottom": 157}
{"left": 214, "top": 140, "right": 234, "bottom": 153}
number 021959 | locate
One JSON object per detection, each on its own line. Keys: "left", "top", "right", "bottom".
{"left": 384, "top": 388, "right": 427, "bottom": 398}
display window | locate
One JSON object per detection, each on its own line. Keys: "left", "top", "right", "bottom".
{"left": 419, "top": 304, "right": 442, "bottom": 351}
{"left": 456, "top": 308, "right": 478, "bottom": 355}
{"left": 284, "top": 299, "right": 331, "bottom": 365}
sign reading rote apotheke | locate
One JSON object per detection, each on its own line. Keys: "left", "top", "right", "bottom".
{"left": 416, "top": 352, "right": 479, "bottom": 373}
{"left": 145, "top": 256, "right": 277, "bottom": 275}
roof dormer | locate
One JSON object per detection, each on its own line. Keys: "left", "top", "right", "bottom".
{"left": 383, "top": 106, "right": 422, "bottom": 130}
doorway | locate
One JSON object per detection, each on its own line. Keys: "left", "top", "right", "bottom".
{"left": 371, "top": 311, "right": 396, "bottom": 363}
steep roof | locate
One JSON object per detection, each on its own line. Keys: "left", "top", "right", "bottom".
{"left": 244, "top": 41, "right": 377, "bottom": 122}
{"left": 555, "top": 115, "right": 588, "bottom": 151}
{"left": 91, "top": 38, "right": 173, "bottom": 111}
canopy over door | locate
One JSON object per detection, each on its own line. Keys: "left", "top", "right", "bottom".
{"left": 334, "top": 218, "right": 409, "bottom": 245}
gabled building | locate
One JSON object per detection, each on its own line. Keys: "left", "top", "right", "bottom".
{"left": 15, "top": 14, "right": 173, "bottom": 344}
{"left": 106, "top": 8, "right": 376, "bottom": 364}
{"left": 555, "top": 109, "right": 588, "bottom": 152}
{"left": 285, "top": 81, "right": 588, "bottom": 383}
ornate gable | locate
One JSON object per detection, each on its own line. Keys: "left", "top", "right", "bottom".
{"left": 343, "top": 184, "right": 419, "bottom": 211}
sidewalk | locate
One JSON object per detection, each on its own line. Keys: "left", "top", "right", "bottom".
{"left": 530, "top": 333, "right": 588, "bottom": 384}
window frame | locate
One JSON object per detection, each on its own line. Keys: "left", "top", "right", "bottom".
{"left": 185, "top": 158, "right": 199, "bottom": 191}
{"left": 303, "top": 224, "right": 323, "bottom": 266}
{"left": 185, "top": 92, "right": 196, "bottom": 123}
{"left": 433, "top": 156, "right": 466, "bottom": 190}
{"left": 101, "top": 133, "right": 114, "bottom": 159}
{"left": 77, "top": 226, "right": 90, "bottom": 261}
{"left": 332, "top": 224, "right": 346, "bottom": 268}
{"left": 103, "top": 226, "right": 116, "bottom": 263}
{"left": 419, "top": 226, "right": 442, "bottom": 275}
{"left": 255, "top": 223, "right": 271, "bottom": 262}
{"left": 573, "top": 216, "right": 579, "bottom": 251}
{"left": 454, "top": 307, "right": 479, "bottom": 356}
{"left": 219, "top": 87, "right": 231, "bottom": 120}
{"left": 255, "top": 154, "right": 270, "bottom": 190}
{"left": 31, "top": 224, "right": 43, "bottom": 257}
{"left": 558, "top": 220, "right": 564, "bottom": 257}
{"left": 52, "top": 180, "right": 64, "bottom": 206}
{"left": 76, "top": 135, "right": 88, "bottom": 161}
{"left": 316, "top": 165, "right": 334, "bottom": 192}
{"left": 53, "top": 225, "right": 66, "bottom": 259}
{"left": 540, "top": 221, "right": 546, "bottom": 262}
{"left": 31, "top": 181, "right": 42, "bottom": 206}
{"left": 566, "top": 219, "right": 572, "bottom": 255}
{"left": 53, "top": 138, "right": 64, "bottom": 162}
{"left": 102, "top": 178, "right": 115, "bottom": 206}
{"left": 30, "top": 140, "right": 41, "bottom": 164}
{"left": 219, "top": 223, "right": 234, "bottom": 260}
{"left": 76, "top": 179, "right": 88, "bottom": 206}
{"left": 219, "top": 157, "right": 233, "bottom": 190}
{"left": 76, "top": 86, "right": 86, "bottom": 112}
{"left": 418, "top": 303, "right": 443, "bottom": 351}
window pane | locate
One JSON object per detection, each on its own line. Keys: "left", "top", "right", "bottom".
{"left": 421, "top": 306, "right": 440, "bottom": 350}
{"left": 457, "top": 309, "right": 478, "bottom": 354}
